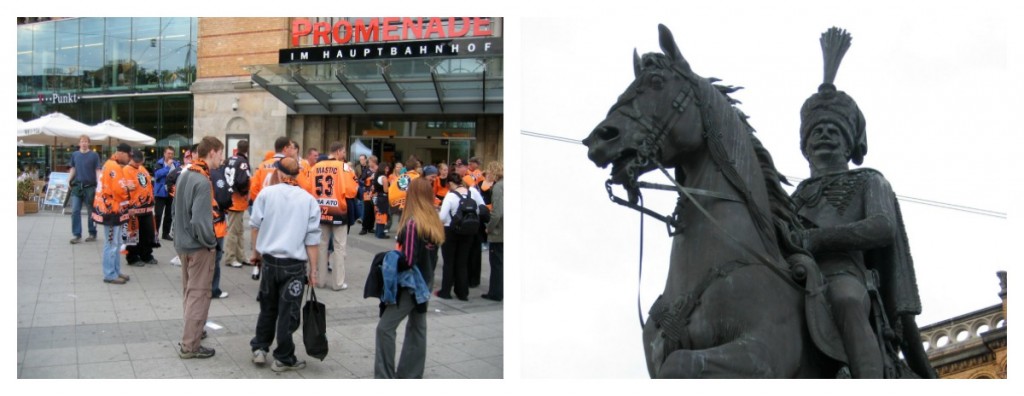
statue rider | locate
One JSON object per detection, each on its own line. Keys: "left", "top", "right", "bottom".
{"left": 792, "top": 27, "right": 935, "bottom": 379}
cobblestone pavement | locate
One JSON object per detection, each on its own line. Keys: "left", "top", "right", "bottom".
{"left": 17, "top": 209, "right": 502, "bottom": 378}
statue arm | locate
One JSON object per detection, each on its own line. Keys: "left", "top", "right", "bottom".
{"left": 804, "top": 174, "right": 897, "bottom": 254}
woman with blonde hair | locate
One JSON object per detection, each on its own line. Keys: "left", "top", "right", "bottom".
{"left": 374, "top": 177, "right": 444, "bottom": 378}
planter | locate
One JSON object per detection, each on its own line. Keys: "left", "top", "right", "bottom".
{"left": 24, "top": 201, "right": 39, "bottom": 213}
{"left": 17, "top": 201, "right": 25, "bottom": 216}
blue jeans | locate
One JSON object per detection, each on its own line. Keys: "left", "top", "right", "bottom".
{"left": 102, "top": 224, "right": 123, "bottom": 281}
{"left": 212, "top": 237, "right": 224, "bottom": 296}
{"left": 355, "top": 199, "right": 364, "bottom": 221}
{"left": 71, "top": 185, "right": 97, "bottom": 238}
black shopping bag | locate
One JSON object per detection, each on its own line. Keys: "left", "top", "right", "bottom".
{"left": 302, "top": 288, "right": 328, "bottom": 360}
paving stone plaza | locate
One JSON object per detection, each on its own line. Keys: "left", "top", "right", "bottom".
{"left": 16, "top": 210, "right": 502, "bottom": 379}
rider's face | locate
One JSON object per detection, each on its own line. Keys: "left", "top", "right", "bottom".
{"left": 806, "top": 122, "right": 849, "bottom": 160}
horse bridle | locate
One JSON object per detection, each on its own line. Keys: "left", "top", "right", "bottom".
{"left": 604, "top": 62, "right": 801, "bottom": 328}
{"left": 605, "top": 63, "right": 741, "bottom": 236}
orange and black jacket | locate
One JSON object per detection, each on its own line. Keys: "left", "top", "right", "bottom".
{"left": 123, "top": 163, "right": 155, "bottom": 215}
{"left": 225, "top": 153, "right": 251, "bottom": 212}
{"left": 92, "top": 158, "right": 134, "bottom": 225}
{"left": 311, "top": 159, "right": 358, "bottom": 225}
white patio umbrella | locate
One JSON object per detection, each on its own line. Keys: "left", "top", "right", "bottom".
{"left": 90, "top": 119, "right": 156, "bottom": 146}
{"left": 17, "top": 112, "right": 104, "bottom": 146}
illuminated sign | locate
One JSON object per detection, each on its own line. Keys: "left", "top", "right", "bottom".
{"left": 279, "top": 37, "right": 501, "bottom": 64}
{"left": 291, "top": 17, "right": 494, "bottom": 46}
{"left": 38, "top": 93, "right": 79, "bottom": 104}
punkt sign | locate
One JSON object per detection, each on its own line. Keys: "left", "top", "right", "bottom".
{"left": 38, "top": 93, "right": 79, "bottom": 104}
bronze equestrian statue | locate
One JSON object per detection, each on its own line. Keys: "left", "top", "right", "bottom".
{"left": 583, "top": 24, "right": 935, "bottom": 378}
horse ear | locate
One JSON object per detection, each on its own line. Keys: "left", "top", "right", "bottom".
{"left": 633, "top": 48, "right": 642, "bottom": 78}
{"left": 658, "top": 24, "right": 691, "bottom": 72}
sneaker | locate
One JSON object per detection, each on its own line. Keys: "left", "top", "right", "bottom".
{"left": 85, "top": 235, "right": 97, "bottom": 242}
{"left": 70, "top": 237, "right": 82, "bottom": 244}
{"left": 271, "top": 359, "right": 306, "bottom": 372}
{"left": 178, "top": 344, "right": 215, "bottom": 359}
{"left": 170, "top": 256, "right": 181, "bottom": 266}
{"left": 358, "top": 229, "right": 368, "bottom": 235}
{"left": 252, "top": 349, "right": 267, "bottom": 365}
{"left": 229, "top": 261, "right": 243, "bottom": 268}
{"left": 117, "top": 274, "right": 130, "bottom": 281}
{"left": 213, "top": 291, "right": 229, "bottom": 299}
{"left": 103, "top": 278, "right": 127, "bottom": 285}
{"left": 332, "top": 283, "right": 348, "bottom": 291}
{"left": 162, "top": 235, "right": 174, "bottom": 241}
{"left": 145, "top": 258, "right": 158, "bottom": 265}
{"left": 127, "top": 260, "right": 145, "bottom": 267}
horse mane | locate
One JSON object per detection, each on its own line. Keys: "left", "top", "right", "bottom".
{"left": 642, "top": 52, "right": 807, "bottom": 258}
{"left": 716, "top": 86, "right": 808, "bottom": 258}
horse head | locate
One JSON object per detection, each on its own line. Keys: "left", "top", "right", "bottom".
{"left": 584, "top": 24, "right": 707, "bottom": 189}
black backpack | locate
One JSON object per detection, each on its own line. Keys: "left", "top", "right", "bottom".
{"left": 449, "top": 190, "right": 480, "bottom": 236}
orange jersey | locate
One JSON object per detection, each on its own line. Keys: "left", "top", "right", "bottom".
{"left": 463, "top": 169, "right": 483, "bottom": 187}
{"left": 311, "top": 159, "right": 354, "bottom": 224}
{"left": 387, "top": 171, "right": 420, "bottom": 209}
{"left": 341, "top": 162, "right": 359, "bottom": 199}
{"left": 249, "top": 155, "right": 283, "bottom": 204}
{"left": 123, "top": 164, "right": 155, "bottom": 215}
{"left": 92, "top": 158, "right": 134, "bottom": 224}
{"left": 297, "top": 159, "right": 315, "bottom": 197}
{"left": 362, "top": 173, "right": 375, "bottom": 201}
{"left": 433, "top": 177, "right": 449, "bottom": 205}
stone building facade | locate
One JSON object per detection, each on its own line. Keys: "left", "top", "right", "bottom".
{"left": 921, "top": 271, "right": 1007, "bottom": 379}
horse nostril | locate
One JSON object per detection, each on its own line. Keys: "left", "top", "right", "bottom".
{"left": 596, "top": 126, "right": 620, "bottom": 141}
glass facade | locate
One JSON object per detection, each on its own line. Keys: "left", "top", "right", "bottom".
{"left": 17, "top": 17, "right": 197, "bottom": 98}
{"left": 17, "top": 17, "right": 197, "bottom": 173}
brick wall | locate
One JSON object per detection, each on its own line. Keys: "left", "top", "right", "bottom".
{"left": 198, "top": 17, "right": 290, "bottom": 78}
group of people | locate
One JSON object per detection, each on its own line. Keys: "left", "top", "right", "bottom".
{"left": 68, "top": 133, "right": 504, "bottom": 378}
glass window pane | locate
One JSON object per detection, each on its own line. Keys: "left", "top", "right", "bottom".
{"left": 133, "top": 98, "right": 159, "bottom": 139}
{"left": 161, "top": 96, "right": 192, "bottom": 143}
{"left": 80, "top": 18, "right": 106, "bottom": 94}
{"left": 18, "top": 25, "right": 35, "bottom": 97}
{"left": 132, "top": 18, "right": 162, "bottom": 91}
{"left": 55, "top": 19, "right": 80, "bottom": 93}
{"left": 32, "top": 22, "right": 56, "bottom": 94}
{"left": 105, "top": 17, "right": 133, "bottom": 92}
{"left": 159, "top": 17, "right": 195, "bottom": 90}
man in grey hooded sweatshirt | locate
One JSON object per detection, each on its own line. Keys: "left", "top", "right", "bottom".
{"left": 173, "top": 136, "right": 224, "bottom": 359}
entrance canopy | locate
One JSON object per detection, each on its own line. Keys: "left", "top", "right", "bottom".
{"left": 248, "top": 55, "right": 502, "bottom": 115}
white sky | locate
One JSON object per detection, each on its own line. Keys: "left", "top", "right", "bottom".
{"left": 520, "top": 2, "right": 1020, "bottom": 379}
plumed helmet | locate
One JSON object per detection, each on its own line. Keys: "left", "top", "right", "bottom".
{"left": 800, "top": 27, "right": 867, "bottom": 165}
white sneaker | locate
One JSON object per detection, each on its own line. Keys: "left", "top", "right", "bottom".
{"left": 229, "top": 261, "right": 243, "bottom": 268}
{"left": 170, "top": 256, "right": 181, "bottom": 266}
{"left": 340, "top": 283, "right": 348, "bottom": 290}
{"left": 214, "top": 291, "right": 229, "bottom": 299}
{"left": 252, "top": 349, "right": 267, "bottom": 365}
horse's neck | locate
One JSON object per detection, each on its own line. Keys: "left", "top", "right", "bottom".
{"left": 665, "top": 127, "right": 775, "bottom": 296}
